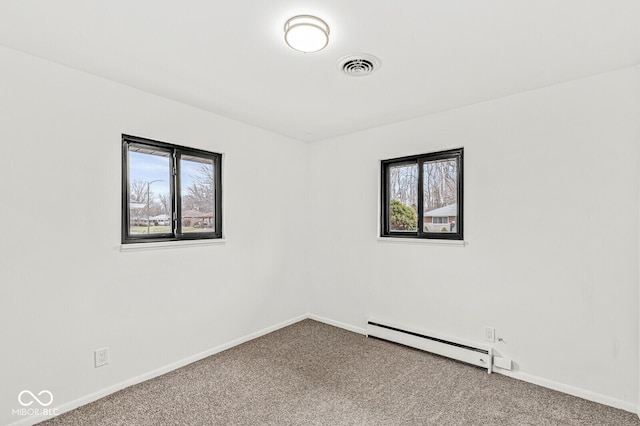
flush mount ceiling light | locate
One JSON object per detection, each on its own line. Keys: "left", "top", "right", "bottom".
{"left": 284, "top": 15, "right": 329, "bottom": 53}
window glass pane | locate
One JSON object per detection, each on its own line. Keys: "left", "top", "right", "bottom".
{"left": 181, "top": 155, "right": 215, "bottom": 233}
{"left": 423, "top": 158, "right": 457, "bottom": 233}
{"left": 388, "top": 163, "right": 418, "bottom": 231}
{"left": 128, "top": 145, "right": 171, "bottom": 235}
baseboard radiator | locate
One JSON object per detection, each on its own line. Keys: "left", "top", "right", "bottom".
{"left": 367, "top": 320, "right": 493, "bottom": 373}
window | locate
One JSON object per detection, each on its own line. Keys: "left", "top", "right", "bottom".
{"left": 381, "top": 148, "right": 463, "bottom": 240}
{"left": 122, "top": 134, "right": 222, "bottom": 244}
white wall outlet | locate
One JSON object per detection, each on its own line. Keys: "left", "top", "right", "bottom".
{"left": 484, "top": 327, "right": 495, "bottom": 343}
{"left": 94, "top": 347, "right": 109, "bottom": 368}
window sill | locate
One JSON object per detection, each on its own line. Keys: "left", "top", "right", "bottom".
{"left": 377, "top": 237, "right": 466, "bottom": 247}
{"left": 120, "top": 238, "right": 226, "bottom": 252}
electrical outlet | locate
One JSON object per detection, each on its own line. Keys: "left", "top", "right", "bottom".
{"left": 94, "top": 347, "right": 109, "bottom": 368}
{"left": 484, "top": 327, "right": 495, "bottom": 343}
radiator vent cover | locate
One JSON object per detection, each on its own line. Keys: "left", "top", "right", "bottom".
{"left": 366, "top": 320, "right": 493, "bottom": 373}
{"left": 338, "top": 53, "right": 381, "bottom": 77}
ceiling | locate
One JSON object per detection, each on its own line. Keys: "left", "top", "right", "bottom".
{"left": 1, "top": 1, "right": 639, "bottom": 142}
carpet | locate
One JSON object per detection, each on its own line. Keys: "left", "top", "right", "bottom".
{"left": 39, "top": 319, "right": 640, "bottom": 425}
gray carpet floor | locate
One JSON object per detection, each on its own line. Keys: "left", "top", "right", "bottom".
{"left": 40, "top": 319, "right": 640, "bottom": 425}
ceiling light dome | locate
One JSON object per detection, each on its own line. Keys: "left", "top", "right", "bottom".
{"left": 284, "top": 15, "right": 329, "bottom": 53}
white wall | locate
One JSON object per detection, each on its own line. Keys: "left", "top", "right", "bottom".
{"left": 0, "top": 46, "right": 309, "bottom": 425}
{"left": 309, "top": 67, "right": 640, "bottom": 409}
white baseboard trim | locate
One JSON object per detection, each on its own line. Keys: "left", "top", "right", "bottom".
{"left": 494, "top": 365, "right": 637, "bottom": 413}
{"left": 306, "top": 313, "right": 366, "bottom": 335}
{"left": 9, "top": 314, "right": 307, "bottom": 426}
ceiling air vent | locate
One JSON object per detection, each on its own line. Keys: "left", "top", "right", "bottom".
{"left": 337, "top": 53, "right": 381, "bottom": 77}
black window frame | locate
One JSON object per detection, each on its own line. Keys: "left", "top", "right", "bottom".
{"left": 380, "top": 147, "right": 463, "bottom": 240}
{"left": 122, "top": 134, "right": 223, "bottom": 244}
